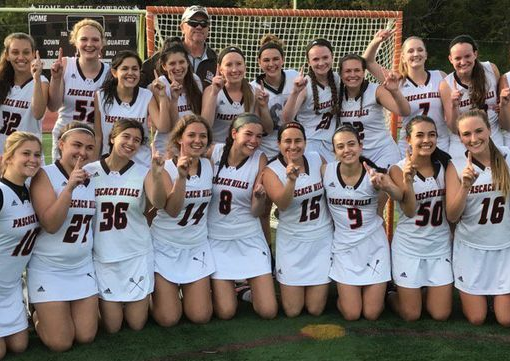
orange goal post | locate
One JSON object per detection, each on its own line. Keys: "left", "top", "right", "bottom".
{"left": 146, "top": 6, "right": 403, "bottom": 237}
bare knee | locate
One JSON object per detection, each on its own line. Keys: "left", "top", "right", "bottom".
{"left": 465, "top": 313, "right": 486, "bottom": 326}
{"left": 254, "top": 302, "right": 278, "bottom": 320}
{"left": 363, "top": 306, "right": 384, "bottom": 321}
{"left": 283, "top": 304, "right": 303, "bottom": 318}
{"left": 429, "top": 308, "right": 451, "bottom": 322}
{"left": 44, "top": 337, "right": 73, "bottom": 353}
{"left": 153, "top": 310, "right": 181, "bottom": 328}
{"left": 8, "top": 338, "right": 28, "bottom": 354}
{"left": 187, "top": 310, "right": 212, "bottom": 324}
{"left": 495, "top": 313, "right": 510, "bottom": 327}
{"left": 400, "top": 307, "right": 421, "bottom": 322}
{"left": 75, "top": 331, "right": 96, "bottom": 345}
{"left": 306, "top": 302, "right": 326, "bottom": 317}
{"left": 102, "top": 320, "right": 122, "bottom": 334}
{"left": 126, "top": 316, "right": 147, "bottom": 331}
{"left": 215, "top": 304, "right": 237, "bottom": 320}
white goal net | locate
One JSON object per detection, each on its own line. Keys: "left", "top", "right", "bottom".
{"left": 146, "top": 7, "right": 403, "bottom": 81}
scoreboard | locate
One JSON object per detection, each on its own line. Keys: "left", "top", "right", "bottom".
{"left": 28, "top": 13, "right": 138, "bottom": 68}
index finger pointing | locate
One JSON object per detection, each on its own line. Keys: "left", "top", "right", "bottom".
{"left": 299, "top": 65, "right": 304, "bottom": 77}
{"left": 57, "top": 47, "right": 63, "bottom": 61}
{"left": 467, "top": 151, "right": 473, "bottom": 167}
{"left": 363, "top": 161, "right": 373, "bottom": 175}
{"left": 35, "top": 50, "right": 40, "bottom": 60}
{"left": 259, "top": 79, "right": 265, "bottom": 91}
{"left": 153, "top": 69, "right": 159, "bottom": 80}
{"left": 216, "top": 64, "right": 220, "bottom": 76}
{"left": 74, "top": 156, "right": 82, "bottom": 170}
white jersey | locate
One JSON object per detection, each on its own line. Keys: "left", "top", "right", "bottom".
{"left": 0, "top": 179, "right": 40, "bottom": 291}
{"left": 31, "top": 161, "right": 96, "bottom": 269}
{"left": 504, "top": 72, "right": 510, "bottom": 147}
{"left": 52, "top": 58, "right": 109, "bottom": 157}
{"left": 208, "top": 143, "right": 263, "bottom": 240}
{"left": 451, "top": 148, "right": 510, "bottom": 250}
{"left": 324, "top": 160, "right": 383, "bottom": 251}
{"left": 266, "top": 151, "right": 332, "bottom": 241}
{"left": 212, "top": 87, "right": 255, "bottom": 143}
{"left": 445, "top": 61, "right": 502, "bottom": 149}
{"left": 251, "top": 69, "right": 299, "bottom": 158}
{"left": 0, "top": 76, "right": 48, "bottom": 154}
{"left": 296, "top": 72, "right": 340, "bottom": 144}
{"left": 392, "top": 154, "right": 451, "bottom": 258}
{"left": 97, "top": 87, "right": 153, "bottom": 167}
{"left": 399, "top": 70, "right": 449, "bottom": 154}
{"left": 84, "top": 158, "right": 151, "bottom": 262}
{"left": 151, "top": 158, "right": 212, "bottom": 248}
{"left": 339, "top": 82, "right": 396, "bottom": 159}
{"left": 153, "top": 74, "right": 203, "bottom": 153}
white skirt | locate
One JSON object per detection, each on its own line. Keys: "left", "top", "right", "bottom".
{"left": 154, "top": 238, "right": 215, "bottom": 284}
{"left": 276, "top": 233, "right": 332, "bottom": 286}
{"left": 329, "top": 227, "right": 391, "bottom": 286}
{"left": 453, "top": 240, "right": 510, "bottom": 295}
{"left": 391, "top": 251, "right": 453, "bottom": 288}
{"left": 0, "top": 283, "right": 27, "bottom": 338}
{"left": 210, "top": 233, "right": 272, "bottom": 280}
{"left": 28, "top": 259, "right": 98, "bottom": 303}
{"left": 305, "top": 139, "right": 335, "bottom": 163}
{"left": 94, "top": 252, "right": 154, "bottom": 302}
{"left": 363, "top": 140, "right": 400, "bottom": 169}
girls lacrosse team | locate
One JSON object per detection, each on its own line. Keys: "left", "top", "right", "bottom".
{"left": 2, "top": 9, "right": 510, "bottom": 358}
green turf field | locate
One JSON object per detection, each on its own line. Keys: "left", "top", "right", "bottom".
{"left": 11, "top": 292, "right": 510, "bottom": 361}
{"left": 23, "top": 134, "right": 510, "bottom": 361}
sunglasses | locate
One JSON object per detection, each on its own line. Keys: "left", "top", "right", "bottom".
{"left": 186, "top": 20, "right": 209, "bottom": 28}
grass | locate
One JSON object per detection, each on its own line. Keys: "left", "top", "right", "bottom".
{"left": 11, "top": 291, "right": 510, "bottom": 361}
{"left": 24, "top": 134, "right": 510, "bottom": 361}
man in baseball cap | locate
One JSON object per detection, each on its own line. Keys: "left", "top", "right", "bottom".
{"left": 141, "top": 5, "right": 217, "bottom": 89}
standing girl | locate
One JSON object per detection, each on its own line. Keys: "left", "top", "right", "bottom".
{"left": 282, "top": 38, "right": 340, "bottom": 162}
{"left": 48, "top": 19, "right": 109, "bottom": 161}
{"left": 202, "top": 46, "right": 272, "bottom": 143}
{"left": 337, "top": 54, "right": 410, "bottom": 168}
{"left": 263, "top": 122, "right": 332, "bottom": 317}
{"left": 84, "top": 119, "right": 167, "bottom": 333}
{"left": 152, "top": 38, "right": 203, "bottom": 155}
{"left": 324, "top": 125, "right": 402, "bottom": 320}
{"left": 94, "top": 50, "right": 170, "bottom": 167}
{"left": 252, "top": 35, "right": 299, "bottom": 159}
{"left": 440, "top": 35, "right": 502, "bottom": 157}
{"left": 0, "top": 33, "right": 47, "bottom": 156}
{"left": 446, "top": 109, "right": 510, "bottom": 326}
{"left": 28, "top": 122, "right": 98, "bottom": 351}
{"left": 389, "top": 116, "right": 453, "bottom": 321}
{"left": 208, "top": 113, "right": 277, "bottom": 320}
{"left": 149, "top": 114, "right": 215, "bottom": 327}
{"left": 0, "top": 132, "right": 41, "bottom": 359}
{"left": 363, "top": 31, "right": 449, "bottom": 156}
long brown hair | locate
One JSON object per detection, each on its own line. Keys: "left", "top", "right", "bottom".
{"left": 218, "top": 46, "right": 253, "bottom": 112}
{"left": 458, "top": 109, "right": 510, "bottom": 199}
{"left": 0, "top": 33, "right": 35, "bottom": 105}
{"left": 449, "top": 35, "right": 487, "bottom": 110}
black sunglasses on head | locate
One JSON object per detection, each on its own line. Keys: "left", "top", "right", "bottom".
{"left": 187, "top": 19, "right": 209, "bottom": 28}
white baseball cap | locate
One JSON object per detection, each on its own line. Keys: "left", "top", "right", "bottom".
{"left": 181, "top": 5, "right": 209, "bottom": 22}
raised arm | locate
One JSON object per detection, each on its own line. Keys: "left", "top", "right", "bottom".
{"left": 251, "top": 154, "right": 268, "bottom": 217}
{"left": 282, "top": 66, "right": 307, "bottom": 123}
{"left": 376, "top": 70, "right": 410, "bottom": 116}
{"left": 30, "top": 50, "right": 48, "bottom": 120}
{"left": 30, "top": 159, "right": 88, "bottom": 233}
{"left": 362, "top": 29, "right": 392, "bottom": 82}
{"left": 47, "top": 48, "right": 65, "bottom": 112}
{"left": 445, "top": 154, "right": 478, "bottom": 223}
